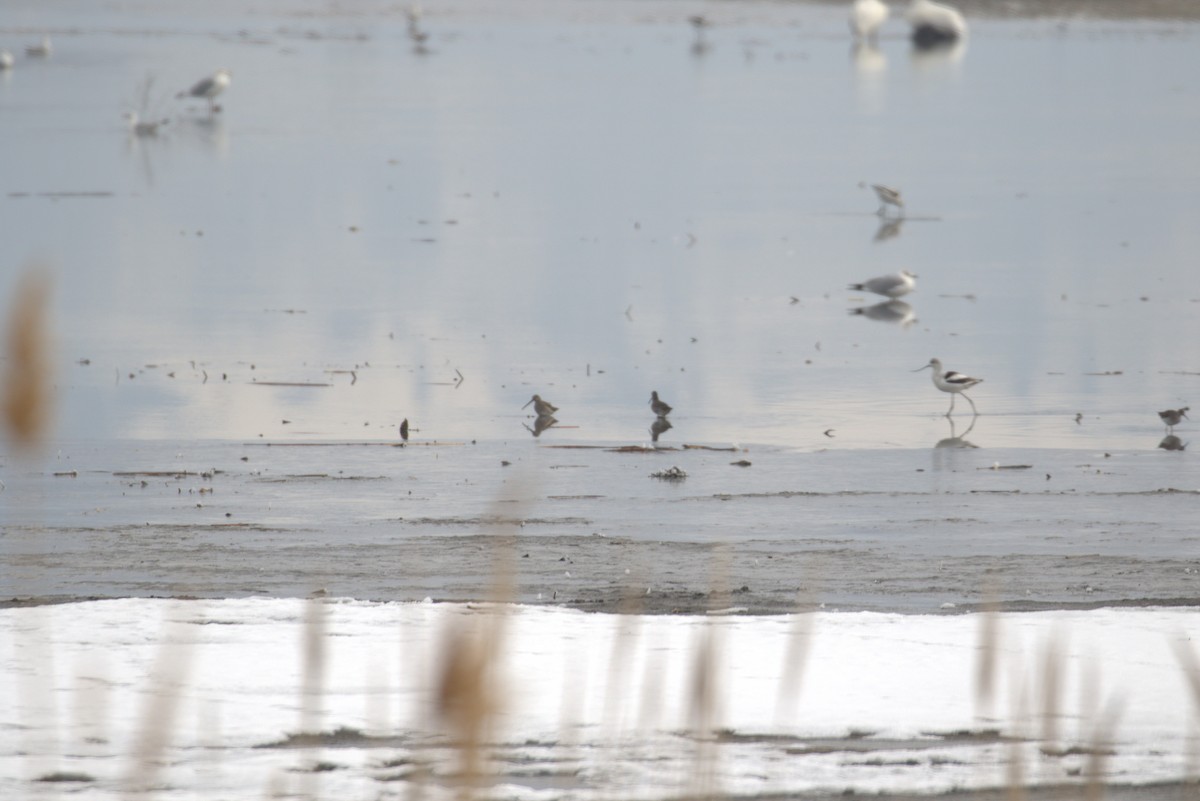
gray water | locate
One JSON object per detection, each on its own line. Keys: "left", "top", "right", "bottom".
{"left": 2, "top": 0, "right": 1199, "bottom": 612}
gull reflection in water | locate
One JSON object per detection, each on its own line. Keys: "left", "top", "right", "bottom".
{"left": 1157, "top": 435, "right": 1186, "bottom": 452}
{"left": 650, "top": 416, "right": 673, "bottom": 443}
{"left": 851, "top": 42, "right": 888, "bottom": 114}
{"left": 524, "top": 414, "right": 558, "bottom": 438}
{"left": 849, "top": 299, "right": 916, "bottom": 328}
{"left": 911, "top": 36, "right": 967, "bottom": 75}
{"left": 873, "top": 216, "right": 904, "bottom": 243}
{"left": 934, "top": 415, "right": 978, "bottom": 449}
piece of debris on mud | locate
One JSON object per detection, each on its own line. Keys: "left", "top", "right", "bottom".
{"left": 731, "top": 459, "right": 752, "bottom": 467}
{"left": 650, "top": 466, "right": 687, "bottom": 480}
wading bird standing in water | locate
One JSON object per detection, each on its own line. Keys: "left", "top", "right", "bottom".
{"left": 1158, "top": 407, "right": 1188, "bottom": 431}
{"left": 848, "top": 270, "right": 916, "bottom": 299}
{"left": 649, "top": 391, "right": 673, "bottom": 418}
{"left": 523, "top": 394, "right": 558, "bottom": 417}
{"left": 850, "top": 0, "right": 889, "bottom": 43}
{"left": 177, "top": 68, "right": 231, "bottom": 113}
{"left": 871, "top": 184, "right": 904, "bottom": 217}
{"left": 915, "top": 358, "right": 982, "bottom": 417}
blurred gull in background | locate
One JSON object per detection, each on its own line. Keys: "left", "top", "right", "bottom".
{"left": 850, "top": 0, "right": 889, "bottom": 43}
{"left": 177, "top": 68, "right": 231, "bottom": 113}
{"left": 847, "top": 270, "right": 916, "bottom": 298}
{"left": 906, "top": 0, "right": 967, "bottom": 49}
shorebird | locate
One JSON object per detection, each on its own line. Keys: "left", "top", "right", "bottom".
{"left": 523, "top": 394, "right": 558, "bottom": 417}
{"left": 177, "top": 68, "right": 231, "bottom": 113}
{"left": 915, "top": 358, "right": 982, "bottom": 417}
{"left": 848, "top": 270, "right": 917, "bottom": 299}
{"left": 0, "top": 51, "right": 14, "bottom": 70}
{"left": 1158, "top": 407, "right": 1188, "bottom": 431}
{"left": 25, "top": 37, "right": 52, "bottom": 58}
{"left": 871, "top": 184, "right": 904, "bottom": 216}
{"left": 649, "top": 391, "right": 673, "bottom": 418}
{"left": 850, "top": 0, "right": 889, "bottom": 42}
{"left": 906, "top": 0, "right": 967, "bottom": 48}
{"left": 399, "top": 418, "right": 409, "bottom": 441}
{"left": 123, "top": 111, "right": 168, "bottom": 137}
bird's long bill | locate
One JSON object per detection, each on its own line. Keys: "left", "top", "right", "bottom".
{"left": 912, "top": 363, "right": 932, "bottom": 372}
{"left": 521, "top": 398, "right": 533, "bottom": 409}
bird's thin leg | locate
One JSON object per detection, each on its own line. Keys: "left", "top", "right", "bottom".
{"left": 945, "top": 395, "right": 956, "bottom": 417}
{"left": 964, "top": 393, "right": 978, "bottom": 416}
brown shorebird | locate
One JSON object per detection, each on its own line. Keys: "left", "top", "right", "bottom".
{"left": 1158, "top": 407, "right": 1188, "bottom": 431}
{"left": 522, "top": 394, "right": 558, "bottom": 417}
{"left": 915, "top": 358, "right": 982, "bottom": 417}
{"left": 649, "top": 391, "right": 673, "bottom": 418}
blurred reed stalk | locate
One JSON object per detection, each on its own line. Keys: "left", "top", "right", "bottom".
{"left": 2, "top": 267, "right": 53, "bottom": 449}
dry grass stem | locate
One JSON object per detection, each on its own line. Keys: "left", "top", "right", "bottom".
{"left": 2, "top": 268, "right": 53, "bottom": 448}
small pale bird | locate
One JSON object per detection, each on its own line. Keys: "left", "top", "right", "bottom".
{"left": 915, "top": 358, "right": 982, "bottom": 417}
{"left": 123, "top": 111, "right": 168, "bottom": 137}
{"left": 1158, "top": 407, "right": 1188, "bottom": 431}
{"left": 906, "top": 0, "right": 967, "bottom": 48}
{"left": 848, "top": 270, "right": 917, "bottom": 299}
{"left": 649, "top": 391, "right": 673, "bottom": 418}
{"left": 523, "top": 394, "right": 558, "bottom": 417}
{"left": 25, "top": 37, "right": 52, "bottom": 58}
{"left": 0, "top": 51, "right": 14, "bottom": 70}
{"left": 871, "top": 184, "right": 904, "bottom": 216}
{"left": 177, "top": 68, "right": 231, "bottom": 112}
{"left": 850, "top": 0, "right": 889, "bottom": 43}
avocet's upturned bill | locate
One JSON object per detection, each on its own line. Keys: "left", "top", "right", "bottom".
{"left": 850, "top": 0, "right": 889, "bottom": 43}
{"left": 848, "top": 270, "right": 916, "bottom": 299}
{"left": 915, "top": 357, "right": 982, "bottom": 417}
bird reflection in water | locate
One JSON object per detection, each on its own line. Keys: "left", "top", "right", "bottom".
{"left": 874, "top": 216, "right": 904, "bottom": 243}
{"left": 934, "top": 415, "right": 978, "bottom": 449}
{"left": 689, "top": 15, "right": 712, "bottom": 56}
{"left": 1157, "top": 435, "right": 1186, "bottom": 452}
{"left": 524, "top": 414, "right": 558, "bottom": 438}
{"left": 650, "top": 416, "right": 673, "bottom": 443}
{"left": 849, "top": 299, "right": 916, "bottom": 327}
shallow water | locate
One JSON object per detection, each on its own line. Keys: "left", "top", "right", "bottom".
{"left": 2, "top": 0, "right": 1199, "bottom": 451}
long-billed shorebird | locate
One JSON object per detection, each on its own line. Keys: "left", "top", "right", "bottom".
{"left": 523, "top": 394, "right": 558, "bottom": 417}
{"left": 177, "top": 68, "right": 231, "bottom": 113}
{"left": 871, "top": 184, "right": 904, "bottom": 217}
{"left": 850, "top": 0, "right": 889, "bottom": 42}
{"left": 649, "top": 391, "right": 673, "bottom": 418}
{"left": 1158, "top": 406, "right": 1188, "bottom": 431}
{"left": 915, "top": 358, "right": 982, "bottom": 417}
{"left": 906, "top": 0, "right": 967, "bottom": 47}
